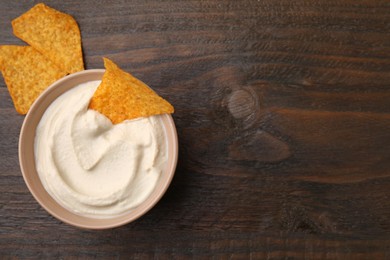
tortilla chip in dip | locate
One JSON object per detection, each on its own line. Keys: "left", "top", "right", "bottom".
{"left": 89, "top": 58, "right": 174, "bottom": 124}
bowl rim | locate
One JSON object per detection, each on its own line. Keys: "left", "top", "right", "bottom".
{"left": 19, "top": 69, "right": 178, "bottom": 229}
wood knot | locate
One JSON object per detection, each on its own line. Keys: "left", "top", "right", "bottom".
{"left": 227, "top": 89, "right": 258, "bottom": 119}
{"left": 226, "top": 88, "right": 261, "bottom": 129}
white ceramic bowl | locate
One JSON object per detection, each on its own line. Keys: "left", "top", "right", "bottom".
{"left": 19, "top": 69, "right": 178, "bottom": 229}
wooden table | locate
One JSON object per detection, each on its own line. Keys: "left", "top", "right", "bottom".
{"left": 1, "top": 0, "right": 389, "bottom": 258}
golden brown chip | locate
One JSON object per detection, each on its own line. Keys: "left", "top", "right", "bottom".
{"left": 0, "top": 45, "right": 66, "bottom": 114}
{"left": 12, "top": 3, "right": 84, "bottom": 74}
{"left": 89, "top": 58, "right": 174, "bottom": 124}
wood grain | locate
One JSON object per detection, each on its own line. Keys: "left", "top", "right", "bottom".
{"left": 1, "top": 0, "right": 390, "bottom": 258}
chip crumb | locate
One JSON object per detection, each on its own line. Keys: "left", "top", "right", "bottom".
{"left": 89, "top": 58, "right": 174, "bottom": 124}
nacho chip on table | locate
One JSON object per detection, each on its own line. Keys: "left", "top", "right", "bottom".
{"left": 89, "top": 58, "right": 174, "bottom": 124}
{"left": 12, "top": 3, "right": 84, "bottom": 75}
{"left": 0, "top": 45, "right": 66, "bottom": 114}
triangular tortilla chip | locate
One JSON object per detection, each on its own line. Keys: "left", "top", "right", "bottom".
{"left": 12, "top": 3, "right": 84, "bottom": 74}
{"left": 89, "top": 58, "right": 174, "bottom": 124}
{"left": 0, "top": 45, "right": 66, "bottom": 114}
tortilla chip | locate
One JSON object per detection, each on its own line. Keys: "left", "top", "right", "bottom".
{"left": 89, "top": 58, "right": 174, "bottom": 124}
{"left": 12, "top": 3, "right": 84, "bottom": 74}
{"left": 0, "top": 45, "right": 66, "bottom": 114}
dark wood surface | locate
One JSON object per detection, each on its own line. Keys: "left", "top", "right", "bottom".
{"left": 1, "top": 0, "right": 390, "bottom": 258}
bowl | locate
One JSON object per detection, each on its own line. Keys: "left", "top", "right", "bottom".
{"left": 19, "top": 69, "right": 178, "bottom": 229}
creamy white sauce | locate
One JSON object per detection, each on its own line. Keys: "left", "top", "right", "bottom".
{"left": 34, "top": 81, "right": 167, "bottom": 216}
